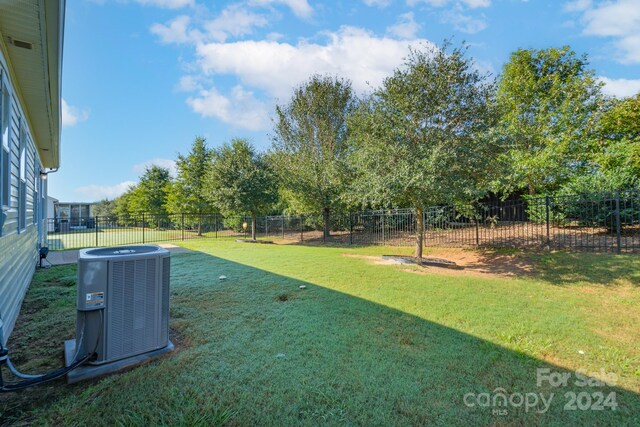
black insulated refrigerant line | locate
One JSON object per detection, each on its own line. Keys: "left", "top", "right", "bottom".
{"left": 0, "top": 310, "right": 102, "bottom": 391}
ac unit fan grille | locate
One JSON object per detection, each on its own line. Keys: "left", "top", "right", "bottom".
{"left": 107, "top": 258, "right": 166, "bottom": 361}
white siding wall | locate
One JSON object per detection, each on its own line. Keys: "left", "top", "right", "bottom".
{"left": 0, "top": 47, "right": 46, "bottom": 345}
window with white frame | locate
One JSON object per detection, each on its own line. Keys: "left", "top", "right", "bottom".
{"left": 33, "top": 149, "right": 38, "bottom": 225}
{"left": 18, "top": 120, "right": 26, "bottom": 231}
{"left": 1, "top": 71, "right": 9, "bottom": 210}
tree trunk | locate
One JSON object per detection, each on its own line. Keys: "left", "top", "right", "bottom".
{"left": 251, "top": 212, "right": 257, "bottom": 241}
{"left": 415, "top": 207, "right": 424, "bottom": 260}
{"left": 528, "top": 182, "right": 536, "bottom": 196}
{"left": 323, "top": 207, "right": 330, "bottom": 240}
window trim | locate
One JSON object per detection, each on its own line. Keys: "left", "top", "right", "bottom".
{"left": 33, "top": 150, "right": 39, "bottom": 225}
{"left": 0, "top": 69, "right": 10, "bottom": 211}
{"left": 18, "top": 119, "right": 26, "bottom": 232}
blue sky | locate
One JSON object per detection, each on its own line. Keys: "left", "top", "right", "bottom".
{"left": 52, "top": 0, "right": 640, "bottom": 202}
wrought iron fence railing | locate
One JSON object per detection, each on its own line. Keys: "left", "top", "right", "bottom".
{"left": 45, "top": 190, "right": 640, "bottom": 253}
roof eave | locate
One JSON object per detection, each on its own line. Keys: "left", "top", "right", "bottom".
{"left": 42, "top": 0, "right": 65, "bottom": 169}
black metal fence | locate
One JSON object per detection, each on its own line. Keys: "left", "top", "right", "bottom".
{"left": 45, "top": 190, "right": 640, "bottom": 253}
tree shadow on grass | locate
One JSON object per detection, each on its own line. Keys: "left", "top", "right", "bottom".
{"left": 525, "top": 251, "right": 640, "bottom": 287}
{"left": 2, "top": 250, "right": 639, "bottom": 426}
{"left": 281, "top": 241, "right": 640, "bottom": 287}
{"left": 468, "top": 249, "right": 640, "bottom": 287}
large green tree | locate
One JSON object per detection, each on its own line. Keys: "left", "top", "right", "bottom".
{"left": 560, "top": 92, "right": 640, "bottom": 194}
{"left": 596, "top": 93, "right": 640, "bottom": 184}
{"left": 113, "top": 186, "right": 135, "bottom": 223}
{"left": 92, "top": 198, "right": 117, "bottom": 219}
{"left": 166, "top": 136, "right": 216, "bottom": 234}
{"left": 496, "top": 46, "right": 604, "bottom": 195}
{"left": 128, "top": 165, "right": 172, "bottom": 216}
{"left": 348, "top": 43, "right": 499, "bottom": 258}
{"left": 205, "top": 138, "right": 277, "bottom": 240}
{"left": 271, "top": 74, "right": 356, "bottom": 239}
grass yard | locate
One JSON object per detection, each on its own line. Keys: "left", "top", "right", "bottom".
{"left": 1, "top": 240, "right": 639, "bottom": 426}
{"left": 46, "top": 228, "right": 222, "bottom": 250}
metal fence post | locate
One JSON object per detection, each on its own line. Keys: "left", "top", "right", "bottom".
{"left": 215, "top": 214, "right": 218, "bottom": 239}
{"left": 142, "top": 213, "right": 145, "bottom": 244}
{"left": 266, "top": 216, "right": 269, "bottom": 238}
{"left": 349, "top": 212, "right": 353, "bottom": 245}
{"left": 615, "top": 191, "right": 622, "bottom": 254}
{"left": 300, "top": 215, "right": 304, "bottom": 242}
{"left": 545, "top": 196, "right": 550, "bottom": 249}
{"left": 382, "top": 210, "right": 385, "bottom": 244}
{"left": 422, "top": 209, "right": 427, "bottom": 249}
{"left": 282, "top": 216, "right": 285, "bottom": 239}
{"left": 181, "top": 213, "right": 185, "bottom": 241}
{"left": 475, "top": 217, "right": 479, "bottom": 246}
{"left": 95, "top": 216, "right": 99, "bottom": 247}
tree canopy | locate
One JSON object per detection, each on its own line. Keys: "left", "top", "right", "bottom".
{"left": 102, "top": 43, "right": 639, "bottom": 253}
{"left": 166, "top": 136, "right": 216, "bottom": 215}
{"left": 128, "top": 165, "right": 172, "bottom": 216}
{"left": 271, "top": 74, "right": 356, "bottom": 238}
{"left": 496, "top": 46, "right": 604, "bottom": 195}
{"left": 205, "top": 138, "right": 277, "bottom": 240}
{"left": 92, "top": 199, "right": 116, "bottom": 218}
{"left": 597, "top": 93, "right": 640, "bottom": 184}
{"left": 348, "top": 43, "right": 499, "bottom": 257}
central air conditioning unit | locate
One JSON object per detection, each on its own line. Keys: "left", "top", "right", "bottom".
{"left": 65, "top": 245, "right": 174, "bottom": 383}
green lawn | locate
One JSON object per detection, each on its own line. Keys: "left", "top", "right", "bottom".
{"left": 2, "top": 240, "right": 639, "bottom": 426}
{"left": 46, "top": 228, "right": 241, "bottom": 250}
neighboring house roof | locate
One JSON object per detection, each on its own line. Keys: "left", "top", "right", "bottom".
{"left": 0, "top": 0, "right": 65, "bottom": 168}
{"left": 47, "top": 195, "right": 59, "bottom": 202}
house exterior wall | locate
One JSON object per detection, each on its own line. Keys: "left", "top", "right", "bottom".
{"left": 0, "top": 44, "right": 47, "bottom": 345}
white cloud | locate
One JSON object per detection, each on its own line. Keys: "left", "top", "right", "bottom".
{"left": 564, "top": 0, "right": 591, "bottom": 12}
{"left": 581, "top": 0, "right": 640, "bottom": 37}
{"left": 204, "top": 4, "right": 269, "bottom": 42}
{"left": 408, "top": 0, "right": 490, "bottom": 8}
{"left": 249, "top": 0, "right": 313, "bottom": 18}
{"left": 151, "top": 13, "right": 438, "bottom": 130}
{"left": 193, "top": 26, "right": 435, "bottom": 100}
{"left": 363, "top": 0, "right": 392, "bottom": 7}
{"left": 176, "top": 75, "right": 204, "bottom": 92}
{"left": 462, "top": 0, "right": 490, "bottom": 7}
{"left": 407, "top": 0, "right": 489, "bottom": 33}
{"left": 599, "top": 76, "right": 640, "bottom": 98}
{"left": 569, "top": 0, "right": 640, "bottom": 63}
{"left": 187, "top": 85, "right": 271, "bottom": 131}
{"left": 156, "top": 26, "right": 436, "bottom": 128}
{"left": 133, "top": 0, "right": 194, "bottom": 8}
{"left": 133, "top": 158, "right": 178, "bottom": 177}
{"left": 441, "top": 7, "right": 487, "bottom": 33}
{"left": 387, "top": 12, "right": 421, "bottom": 39}
{"left": 61, "top": 98, "right": 89, "bottom": 127}
{"left": 150, "top": 15, "right": 196, "bottom": 44}
{"left": 266, "top": 32, "right": 285, "bottom": 41}
{"left": 151, "top": 5, "right": 268, "bottom": 45}
{"left": 407, "top": 0, "right": 449, "bottom": 6}
{"left": 75, "top": 181, "right": 136, "bottom": 201}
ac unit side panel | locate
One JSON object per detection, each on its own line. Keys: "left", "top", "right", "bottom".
{"left": 76, "top": 260, "right": 108, "bottom": 362}
{"left": 160, "top": 255, "right": 170, "bottom": 346}
{"left": 77, "top": 260, "right": 108, "bottom": 311}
